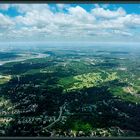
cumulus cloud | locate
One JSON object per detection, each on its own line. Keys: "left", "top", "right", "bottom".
{"left": 13, "top": 4, "right": 50, "bottom": 13}
{"left": 0, "top": 13, "right": 14, "bottom": 30}
{"left": 0, "top": 4, "right": 140, "bottom": 42}
{"left": 92, "top": 7, "right": 126, "bottom": 19}
{"left": 68, "top": 6, "right": 95, "bottom": 23}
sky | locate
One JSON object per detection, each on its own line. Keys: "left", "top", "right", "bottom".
{"left": 0, "top": 3, "right": 140, "bottom": 43}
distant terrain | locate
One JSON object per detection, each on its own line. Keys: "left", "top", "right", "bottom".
{"left": 0, "top": 44, "right": 140, "bottom": 137}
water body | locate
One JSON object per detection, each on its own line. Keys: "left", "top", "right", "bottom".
{"left": 0, "top": 53, "right": 49, "bottom": 66}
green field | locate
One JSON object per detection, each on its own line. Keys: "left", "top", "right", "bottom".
{"left": 0, "top": 75, "right": 11, "bottom": 85}
{"left": 59, "top": 72, "right": 118, "bottom": 92}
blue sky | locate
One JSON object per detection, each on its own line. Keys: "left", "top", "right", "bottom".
{"left": 0, "top": 4, "right": 140, "bottom": 43}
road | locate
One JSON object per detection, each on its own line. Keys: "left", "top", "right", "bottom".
{"left": 43, "top": 103, "right": 66, "bottom": 130}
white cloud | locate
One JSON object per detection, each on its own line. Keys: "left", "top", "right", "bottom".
{"left": 0, "top": 4, "right": 10, "bottom": 11}
{"left": 68, "top": 6, "right": 95, "bottom": 23}
{"left": 14, "top": 5, "right": 53, "bottom": 27}
{"left": 13, "top": 4, "right": 49, "bottom": 13}
{"left": 112, "top": 30, "right": 133, "bottom": 36}
{"left": 92, "top": 7, "right": 126, "bottom": 19}
{"left": 0, "top": 4, "right": 140, "bottom": 42}
{"left": 122, "top": 14, "right": 140, "bottom": 26}
{"left": 0, "top": 13, "right": 14, "bottom": 30}
{"left": 56, "top": 4, "right": 70, "bottom": 11}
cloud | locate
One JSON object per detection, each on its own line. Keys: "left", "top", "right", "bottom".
{"left": 0, "top": 4, "right": 140, "bottom": 42}
{"left": 92, "top": 7, "right": 126, "bottom": 19}
{"left": 0, "top": 4, "right": 10, "bottom": 11}
{"left": 13, "top": 4, "right": 50, "bottom": 14}
{"left": 122, "top": 14, "right": 140, "bottom": 27}
{"left": 112, "top": 30, "right": 133, "bottom": 36}
{"left": 68, "top": 6, "right": 95, "bottom": 23}
{"left": 56, "top": 4, "right": 70, "bottom": 11}
{"left": 0, "top": 13, "right": 14, "bottom": 30}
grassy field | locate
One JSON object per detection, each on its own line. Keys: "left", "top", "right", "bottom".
{"left": 110, "top": 86, "right": 140, "bottom": 104}
{"left": 0, "top": 75, "right": 11, "bottom": 85}
{"left": 59, "top": 71, "right": 119, "bottom": 92}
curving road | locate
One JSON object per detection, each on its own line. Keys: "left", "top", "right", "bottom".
{"left": 43, "top": 103, "right": 66, "bottom": 130}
